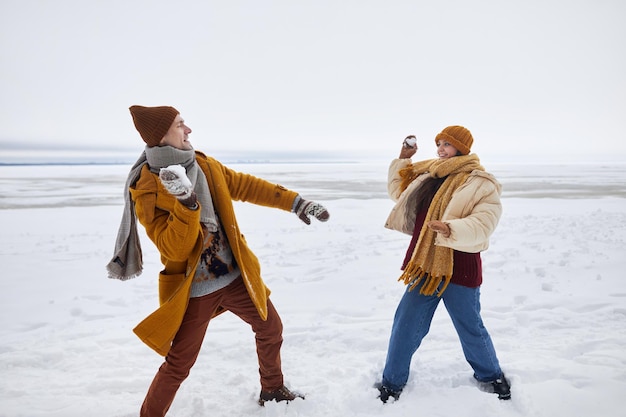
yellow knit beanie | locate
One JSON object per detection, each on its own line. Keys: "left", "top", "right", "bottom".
{"left": 435, "top": 125, "right": 474, "bottom": 155}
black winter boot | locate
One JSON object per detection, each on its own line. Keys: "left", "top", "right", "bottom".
{"left": 374, "top": 382, "right": 401, "bottom": 403}
{"left": 477, "top": 374, "right": 511, "bottom": 400}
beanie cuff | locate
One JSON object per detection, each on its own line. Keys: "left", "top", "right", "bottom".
{"left": 435, "top": 132, "right": 471, "bottom": 155}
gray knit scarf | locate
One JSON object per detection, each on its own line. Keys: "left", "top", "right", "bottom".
{"left": 106, "top": 145, "right": 217, "bottom": 280}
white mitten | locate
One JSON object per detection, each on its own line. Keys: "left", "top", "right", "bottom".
{"left": 159, "top": 165, "right": 197, "bottom": 208}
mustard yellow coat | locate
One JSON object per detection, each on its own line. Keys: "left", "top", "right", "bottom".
{"left": 129, "top": 151, "right": 298, "bottom": 356}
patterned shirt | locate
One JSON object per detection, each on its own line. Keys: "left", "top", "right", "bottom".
{"left": 189, "top": 216, "right": 241, "bottom": 298}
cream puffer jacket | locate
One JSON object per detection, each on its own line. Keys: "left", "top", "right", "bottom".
{"left": 384, "top": 158, "right": 502, "bottom": 253}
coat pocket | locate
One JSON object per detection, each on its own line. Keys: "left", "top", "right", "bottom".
{"left": 158, "top": 272, "right": 186, "bottom": 305}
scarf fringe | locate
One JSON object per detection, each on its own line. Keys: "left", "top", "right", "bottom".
{"left": 398, "top": 266, "right": 451, "bottom": 297}
{"left": 107, "top": 269, "right": 142, "bottom": 281}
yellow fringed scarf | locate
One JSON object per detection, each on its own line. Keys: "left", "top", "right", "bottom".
{"left": 398, "top": 154, "right": 484, "bottom": 296}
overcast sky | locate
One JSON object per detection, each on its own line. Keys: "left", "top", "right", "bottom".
{"left": 1, "top": 0, "right": 624, "bottom": 163}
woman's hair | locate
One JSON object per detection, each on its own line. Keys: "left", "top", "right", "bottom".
{"left": 414, "top": 176, "right": 446, "bottom": 213}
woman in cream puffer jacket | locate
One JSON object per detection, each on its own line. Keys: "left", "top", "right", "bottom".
{"left": 375, "top": 126, "right": 511, "bottom": 404}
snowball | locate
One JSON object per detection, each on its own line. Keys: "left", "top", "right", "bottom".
{"left": 161, "top": 164, "right": 192, "bottom": 187}
{"left": 404, "top": 137, "right": 417, "bottom": 147}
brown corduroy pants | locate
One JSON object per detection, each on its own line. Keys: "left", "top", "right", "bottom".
{"left": 140, "top": 277, "right": 284, "bottom": 417}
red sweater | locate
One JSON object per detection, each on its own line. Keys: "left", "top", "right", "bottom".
{"left": 401, "top": 207, "right": 483, "bottom": 288}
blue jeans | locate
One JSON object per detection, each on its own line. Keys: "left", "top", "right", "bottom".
{"left": 382, "top": 282, "right": 503, "bottom": 392}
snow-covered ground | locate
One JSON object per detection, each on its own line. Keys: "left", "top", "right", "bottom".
{"left": 1, "top": 161, "right": 625, "bottom": 417}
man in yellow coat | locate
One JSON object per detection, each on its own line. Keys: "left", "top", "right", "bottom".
{"left": 107, "top": 105, "right": 330, "bottom": 417}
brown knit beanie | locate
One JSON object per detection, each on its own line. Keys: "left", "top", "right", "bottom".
{"left": 129, "top": 105, "right": 179, "bottom": 147}
{"left": 435, "top": 125, "right": 474, "bottom": 155}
